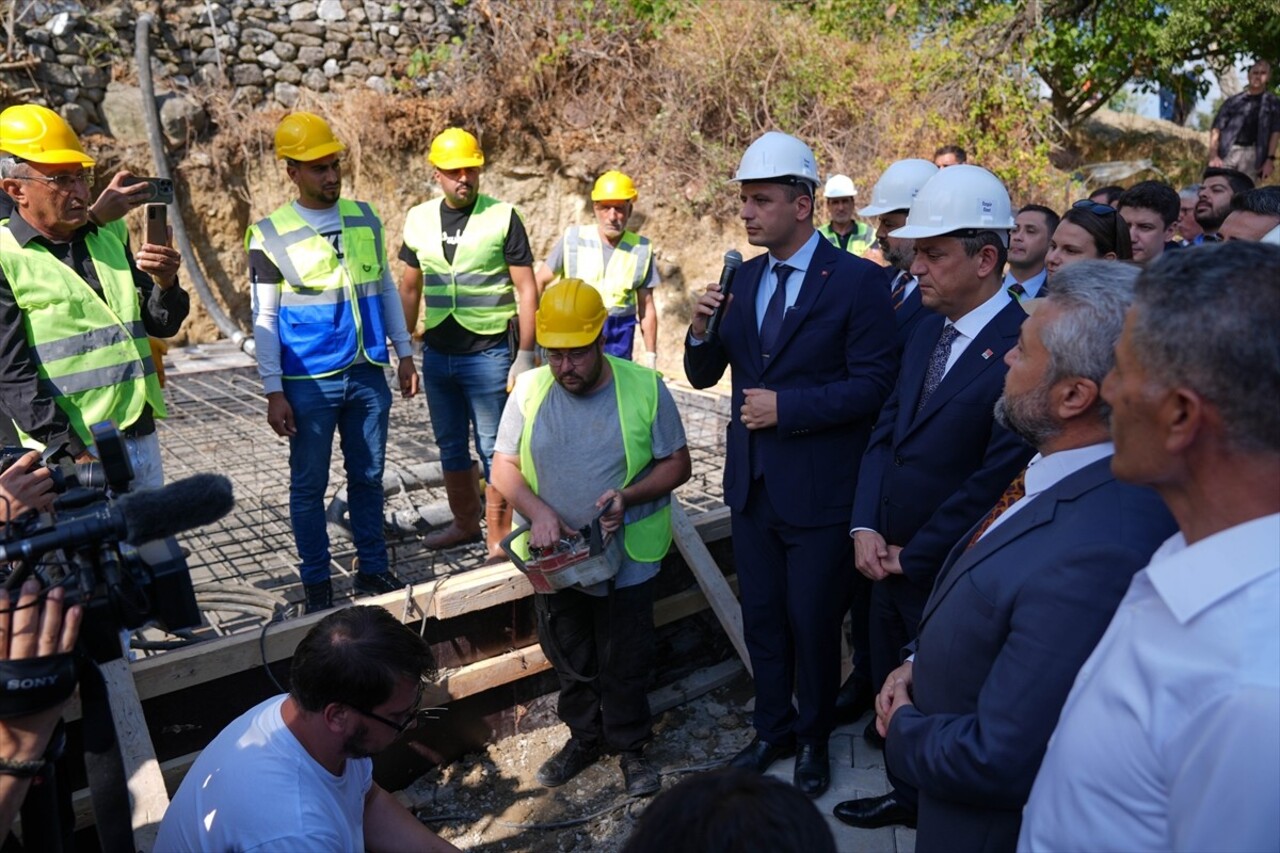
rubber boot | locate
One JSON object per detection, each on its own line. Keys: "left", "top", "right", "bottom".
{"left": 482, "top": 484, "right": 513, "bottom": 565}
{"left": 424, "top": 464, "right": 482, "bottom": 550}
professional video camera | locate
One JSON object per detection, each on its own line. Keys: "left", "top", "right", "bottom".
{"left": 0, "top": 422, "right": 235, "bottom": 663}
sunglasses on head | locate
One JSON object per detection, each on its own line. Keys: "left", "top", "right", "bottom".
{"left": 1073, "top": 199, "right": 1116, "bottom": 216}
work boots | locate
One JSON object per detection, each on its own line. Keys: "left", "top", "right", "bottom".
{"left": 424, "top": 464, "right": 482, "bottom": 550}
{"left": 483, "top": 485, "right": 513, "bottom": 565}
{"left": 303, "top": 580, "right": 333, "bottom": 615}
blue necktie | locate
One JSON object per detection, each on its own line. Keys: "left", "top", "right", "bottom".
{"left": 759, "top": 263, "right": 794, "bottom": 359}
{"left": 916, "top": 324, "right": 961, "bottom": 415}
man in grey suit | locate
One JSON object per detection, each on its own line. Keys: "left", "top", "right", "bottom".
{"left": 834, "top": 262, "right": 1177, "bottom": 848}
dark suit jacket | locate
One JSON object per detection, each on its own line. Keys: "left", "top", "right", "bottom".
{"left": 851, "top": 298, "right": 1033, "bottom": 582}
{"left": 684, "top": 236, "right": 897, "bottom": 528}
{"left": 895, "top": 283, "right": 929, "bottom": 356}
{"left": 886, "top": 456, "right": 1178, "bottom": 852}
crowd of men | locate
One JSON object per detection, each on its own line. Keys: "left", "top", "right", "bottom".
{"left": 0, "top": 75, "right": 1276, "bottom": 851}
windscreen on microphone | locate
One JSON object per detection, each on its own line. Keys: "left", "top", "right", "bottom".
{"left": 119, "top": 473, "right": 235, "bottom": 545}
{"left": 704, "top": 249, "right": 743, "bottom": 340}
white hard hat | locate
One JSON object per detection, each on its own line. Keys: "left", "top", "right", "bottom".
{"left": 824, "top": 174, "right": 857, "bottom": 198}
{"left": 858, "top": 159, "right": 939, "bottom": 217}
{"left": 734, "top": 131, "right": 820, "bottom": 189}
{"left": 889, "top": 164, "right": 1015, "bottom": 243}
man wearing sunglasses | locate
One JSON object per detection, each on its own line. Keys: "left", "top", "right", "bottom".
{"left": 0, "top": 104, "right": 187, "bottom": 487}
{"left": 157, "top": 606, "right": 458, "bottom": 851}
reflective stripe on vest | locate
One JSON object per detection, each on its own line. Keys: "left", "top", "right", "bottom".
{"left": 246, "top": 199, "right": 390, "bottom": 378}
{"left": 0, "top": 222, "right": 165, "bottom": 446}
{"left": 403, "top": 194, "right": 517, "bottom": 335}
{"left": 511, "top": 356, "right": 672, "bottom": 564}
{"left": 819, "top": 222, "right": 875, "bottom": 256}
{"left": 562, "top": 225, "right": 652, "bottom": 317}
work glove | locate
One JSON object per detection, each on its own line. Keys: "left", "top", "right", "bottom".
{"left": 507, "top": 349, "right": 536, "bottom": 391}
{"left": 637, "top": 351, "right": 657, "bottom": 370}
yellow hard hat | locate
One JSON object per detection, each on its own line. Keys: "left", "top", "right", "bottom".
{"left": 0, "top": 104, "right": 94, "bottom": 167}
{"left": 274, "top": 112, "right": 346, "bottom": 162}
{"left": 537, "top": 279, "right": 607, "bottom": 349}
{"left": 428, "top": 127, "right": 484, "bottom": 170}
{"left": 591, "top": 170, "right": 637, "bottom": 202}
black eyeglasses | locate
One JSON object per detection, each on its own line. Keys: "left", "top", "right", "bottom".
{"left": 9, "top": 169, "right": 93, "bottom": 191}
{"left": 545, "top": 346, "right": 594, "bottom": 366}
{"left": 1073, "top": 199, "right": 1116, "bottom": 216}
{"left": 352, "top": 681, "right": 436, "bottom": 735}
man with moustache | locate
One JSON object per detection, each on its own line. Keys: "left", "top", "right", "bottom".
{"left": 835, "top": 263, "right": 1176, "bottom": 848}
{"left": 1193, "top": 166, "right": 1254, "bottom": 241}
{"left": 1021, "top": 243, "right": 1280, "bottom": 852}
{"left": 249, "top": 112, "right": 415, "bottom": 613}
{"left": 492, "top": 280, "right": 690, "bottom": 797}
{"left": 1003, "top": 205, "right": 1057, "bottom": 299}
{"left": 1117, "top": 181, "right": 1180, "bottom": 265}
{"left": 400, "top": 127, "right": 539, "bottom": 563}
{"left": 685, "top": 131, "right": 896, "bottom": 796}
{"left": 156, "top": 607, "right": 458, "bottom": 852}
{"left": 1175, "top": 186, "right": 1203, "bottom": 245}
{"left": 818, "top": 174, "right": 876, "bottom": 256}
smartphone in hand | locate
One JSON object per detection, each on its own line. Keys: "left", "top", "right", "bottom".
{"left": 145, "top": 203, "right": 168, "bottom": 247}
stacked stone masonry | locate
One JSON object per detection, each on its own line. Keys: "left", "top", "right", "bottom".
{"left": 0, "top": 0, "right": 473, "bottom": 135}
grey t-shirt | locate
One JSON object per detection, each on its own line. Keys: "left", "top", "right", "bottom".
{"left": 495, "top": 369, "right": 687, "bottom": 593}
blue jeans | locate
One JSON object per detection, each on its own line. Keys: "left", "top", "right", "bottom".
{"left": 421, "top": 340, "right": 510, "bottom": 481}
{"left": 283, "top": 362, "right": 391, "bottom": 585}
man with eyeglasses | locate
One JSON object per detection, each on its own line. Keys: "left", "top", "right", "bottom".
{"left": 0, "top": 104, "right": 187, "bottom": 487}
{"left": 249, "top": 112, "right": 415, "bottom": 614}
{"left": 156, "top": 605, "right": 459, "bottom": 852}
{"left": 491, "top": 279, "right": 691, "bottom": 798}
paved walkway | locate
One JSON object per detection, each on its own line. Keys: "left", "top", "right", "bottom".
{"left": 761, "top": 711, "right": 916, "bottom": 853}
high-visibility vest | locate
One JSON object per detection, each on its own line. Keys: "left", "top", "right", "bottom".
{"left": 402, "top": 194, "right": 517, "bottom": 335}
{"left": 819, "top": 221, "right": 875, "bottom": 256}
{"left": 511, "top": 356, "right": 672, "bottom": 564}
{"left": 246, "top": 199, "right": 390, "bottom": 378}
{"left": 562, "top": 225, "right": 652, "bottom": 317}
{"left": 0, "top": 221, "right": 165, "bottom": 446}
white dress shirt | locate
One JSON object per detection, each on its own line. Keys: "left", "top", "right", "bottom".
{"left": 942, "top": 286, "right": 1012, "bottom": 374}
{"left": 978, "top": 442, "right": 1113, "bottom": 541}
{"left": 1019, "top": 512, "right": 1280, "bottom": 853}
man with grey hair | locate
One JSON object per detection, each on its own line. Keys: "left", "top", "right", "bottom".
{"left": 1020, "top": 243, "right": 1280, "bottom": 852}
{"left": 836, "top": 261, "right": 1177, "bottom": 846}
{"left": 1175, "top": 185, "right": 1203, "bottom": 245}
{"left": 1220, "top": 185, "right": 1280, "bottom": 243}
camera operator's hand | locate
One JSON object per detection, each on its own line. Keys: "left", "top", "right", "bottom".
{"left": 0, "top": 451, "right": 54, "bottom": 524}
{"left": 87, "top": 170, "right": 151, "bottom": 225}
{"left": 266, "top": 392, "right": 297, "bottom": 438}
{"left": 0, "top": 580, "right": 82, "bottom": 838}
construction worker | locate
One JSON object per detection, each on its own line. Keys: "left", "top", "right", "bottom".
{"left": 491, "top": 279, "right": 691, "bottom": 798}
{"left": 399, "top": 128, "right": 538, "bottom": 562}
{"left": 818, "top": 175, "right": 875, "bottom": 256}
{"left": 248, "top": 112, "right": 415, "bottom": 613}
{"left": 535, "top": 170, "right": 658, "bottom": 367}
{"left": 0, "top": 104, "right": 187, "bottom": 487}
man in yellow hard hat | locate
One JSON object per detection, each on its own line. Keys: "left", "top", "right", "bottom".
{"left": 0, "top": 103, "right": 187, "bottom": 486}
{"left": 398, "top": 127, "right": 538, "bottom": 561}
{"left": 247, "top": 111, "right": 417, "bottom": 614}
{"left": 491, "top": 279, "right": 691, "bottom": 798}
{"left": 535, "top": 170, "right": 659, "bottom": 367}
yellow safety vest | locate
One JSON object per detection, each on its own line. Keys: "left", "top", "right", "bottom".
{"left": 402, "top": 195, "right": 517, "bottom": 335}
{"left": 511, "top": 356, "right": 672, "bottom": 563}
{"left": 0, "top": 222, "right": 165, "bottom": 446}
{"left": 562, "top": 226, "right": 652, "bottom": 317}
{"left": 819, "top": 221, "right": 875, "bottom": 256}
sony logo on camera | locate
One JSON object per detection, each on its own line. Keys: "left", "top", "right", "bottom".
{"left": 5, "top": 675, "right": 60, "bottom": 691}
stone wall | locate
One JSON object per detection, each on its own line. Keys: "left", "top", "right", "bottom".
{"left": 0, "top": 0, "right": 475, "bottom": 136}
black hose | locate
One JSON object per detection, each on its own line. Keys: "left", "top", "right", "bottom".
{"left": 134, "top": 14, "right": 251, "bottom": 352}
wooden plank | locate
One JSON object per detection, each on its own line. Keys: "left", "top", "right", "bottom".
{"left": 98, "top": 657, "right": 169, "bottom": 850}
{"left": 669, "top": 500, "right": 751, "bottom": 675}
{"left": 649, "top": 658, "right": 744, "bottom": 714}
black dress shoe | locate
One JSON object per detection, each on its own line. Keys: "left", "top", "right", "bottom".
{"left": 835, "top": 674, "right": 874, "bottom": 723}
{"left": 728, "top": 736, "right": 795, "bottom": 773}
{"left": 793, "top": 743, "right": 829, "bottom": 798}
{"left": 863, "top": 718, "right": 885, "bottom": 750}
{"left": 833, "top": 793, "right": 918, "bottom": 829}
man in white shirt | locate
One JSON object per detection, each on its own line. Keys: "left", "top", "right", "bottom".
{"left": 1020, "top": 242, "right": 1280, "bottom": 852}
{"left": 156, "top": 606, "right": 458, "bottom": 852}
{"left": 835, "top": 263, "right": 1175, "bottom": 848}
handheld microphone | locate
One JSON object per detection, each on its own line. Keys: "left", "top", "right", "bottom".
{"left": 703, "top": 249, "right": 743, "bottom": 340}
{"left": 0, "top": 473, "right": 235, "bottom": 564}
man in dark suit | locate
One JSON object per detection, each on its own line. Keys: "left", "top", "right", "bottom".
{"left": 835, "top": 262, "right": 1178, "bottom": 848}
{"left": 850, "top": 166, "right": 1034, "bottom": 777}
{"left": 684, "top": 131, "right": 896, "bottom": 797}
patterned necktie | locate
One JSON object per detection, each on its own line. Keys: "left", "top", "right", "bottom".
{"left": 759, "top": 263, "right": 794, "bottom": 358}
{"left": 1007, "top": 281, "right": 1026, "bottom": 301}
{"left": 891, "top": 272, "right": 910, "bottom": 311}
{"left": 966, "top": 468, "right": 1029, "bottom": 549}
{"left": 915, "top": 324, "right": 961, "bottom": 414}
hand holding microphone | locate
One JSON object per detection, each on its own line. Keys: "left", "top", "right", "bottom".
{"left": 691, "top": 249, "right": 742, "bottom": 341}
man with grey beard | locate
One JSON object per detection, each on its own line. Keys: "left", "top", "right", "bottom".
{"left": 834, "top": 262, "right": 1176, "bottom": 848}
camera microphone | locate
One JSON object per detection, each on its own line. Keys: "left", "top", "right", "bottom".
{"left": 0, "top": 474, "right": 234, "bottom": 564}
{"left": 703, "top": 249, "right": 743, "bottom": 340}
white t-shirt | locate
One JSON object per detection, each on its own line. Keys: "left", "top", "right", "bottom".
{"left": 154, "top": 695, "right": 373, "bottom": 852}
